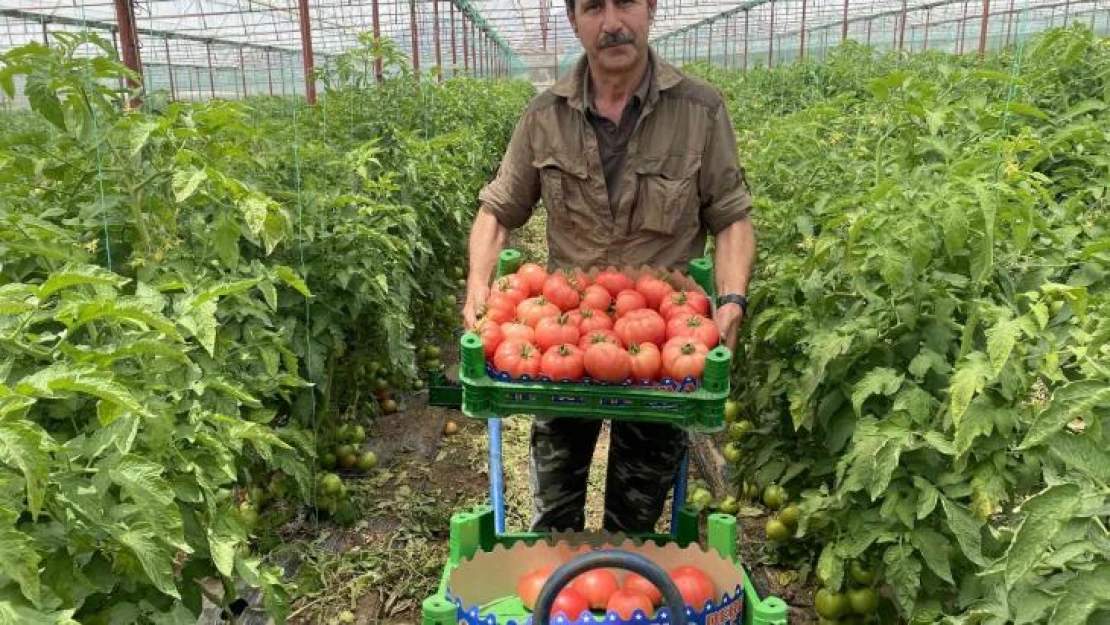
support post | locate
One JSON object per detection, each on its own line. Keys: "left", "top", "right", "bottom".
{"left": 450, "top": 1, "right": 457, "bottom": 75}
{"left": 925, "top": 8, "right": 932, "bottom": 49}
{"left": 707, "top": 22, "right": 713, "bottom": 64}
{"left": 841, "top": 0, "right": 849, "bottom": 42}
{"left": 206, "top": 43, "right": 216, "bottom": 99}
{"left": 267, "top": 50, "right": 274, "bottom": 96}
{"left": 743, "top": 9, "right": 749, "bottom": 69}
{"left": 1062, "top": 0, "right": 1070, "bottom": 26}
{"left": 1004, "top": 0, "right": 1015, "bottom": 46}
{"left": 164, "top": 39, "right": 176, "bottom": 100}
{"left": 239, "top": 47, "right": 248, "bottom": 97}
{"left": 978, "top": 0, "right": 991, "bottom": 57}
{"left": 409, "top": 0, "right": 420, "bottom": 77}
{"left": 799, "top": 0, "right": 807, "bottom": 60}
{"left": 41, "top": 20, "right": 49, "bottom": 44}
{"left": 898, "top": 0, "right": 908, "bottom": 51}
{"left": 463, "top": 14, "right": 469, "bottom": 73}
{"left": 768, "top": 1, "right": 775, "bottom": 67}
{"left": 958, "top": 1, "right": 969, "bottom": 54}
{"left": 433, "top": 0, "right": 442, "bottom": 81}
{"left": 297, "top": 0, "right": 317, "bottom": 104}
{"left": 112, "top": 0, "right": 143, "bottom": 103}
{"left": 866, "top": 18, "right": 873, "bottom": 47}
{"left": 372, "top": 0, "right": 383, "bottom": 83}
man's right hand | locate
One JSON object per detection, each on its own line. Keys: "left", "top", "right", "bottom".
{"left": 462, "top": 282, "right": 490, "bottom": 330}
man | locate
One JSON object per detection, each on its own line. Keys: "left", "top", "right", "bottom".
{"left": 461, "top": 0, "right": 756, "bottom": 534}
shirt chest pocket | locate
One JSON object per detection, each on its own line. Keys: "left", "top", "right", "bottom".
{"left": 534, "top": 153, "right": 591, "bottom": 230}
{"left": 632, "top": 154, "right": 701, "bottom": 236}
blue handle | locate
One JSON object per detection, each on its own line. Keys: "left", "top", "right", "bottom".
{"left": 671, "top": 451, "right": 688, "bottom": 533}
{"left": 532, "top": 549, "right": 689, "bottom": 625}
{"left": 489, "top": 417, "right": 506, "bottom": 533}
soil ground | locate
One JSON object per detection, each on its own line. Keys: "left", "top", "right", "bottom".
{"left": 220, "top": 209, "right": 819, "bottom": 625}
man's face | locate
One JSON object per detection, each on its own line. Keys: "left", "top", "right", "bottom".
{"left": 569, "top": 0, "right": 656, "bottom": 74}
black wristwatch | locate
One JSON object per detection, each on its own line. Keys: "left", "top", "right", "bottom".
{"left": 717, "top": 293, "right": 749, "bottom": 316}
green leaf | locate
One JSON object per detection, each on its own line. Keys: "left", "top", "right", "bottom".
{"left": 25, "top": 70, "right": 65, "bottom": 131}
{"left": 941, "top": 201, "right": 969, "bottom": 257}
{"left": 37, "top": 265, "right": 128, "bottom": 299}
{"left": 199, "top": 377, "right": 262, "bottom": 408}
{"left": 116, "top": 526, "right": 180, "bottom": 599}
{"left": 213, "top": 212, "right": 241, "bottom": 270}
{"left": 208, "top": 509, "right": 245, "bottom": 578}
{"left": 1047, "top": 433, "right": 1110, "bottom": 482}
{"left": 911, "top": 527, "right": 954, "bottom": 584}
{"left": 851, "top": 368, "right": 904, "bottom": 416}
{"left": 62, "top": 299, "right": 183, "bottom": 341}
{"left": 883, "top": 543, "right": 921, "bottom": 616}
{"left": 172, "top": 167, "right": 207, "bottom": 203}
{"left": 1048, "top": 563, "right": 1110, "bottom": 625}
{"left": 986, "top": 316, "right": 1025, "bottom": 376}
{"left": 1020, "top": 381, "right": 1110, "bottom": 449}
{"left": 274, "top": 266, "right": 312, "bottom": 298}
{"left": 0, "top": 527, "right": 42, "bottom": 607}
{"left": 185, "top": 279, "right": 260, "bottom": 311}
{"left": 956, "top": 398, "right": 1001, "bottom": 456}
{"left": 239, "top": 194, "right": 269, "bottom": 237}
{"left": 908, "top": 348, "right": 950, "bottom": 380}
{"left": 870, "top": 434, "right": 908, "bottom": 501}
{"left": 17, "top": 365, "right": 147, "bottom": 417}
{"left": 129, "top": 120, "right": 159, "bottom": 156}
{"left": 110, "top": 455, "right": 175, "bottom": 510}
{"left": 913, "top": 477, "right": 939, "bottom": 520}
{"left": 817, "top": 542, "right": 844, "bottom": 591}
{"left": 948, "top": 352, "right": 992, "bottom": 428}
{"left": 178, "top": 299, "right": 218, "bottom": 356}
{"left": 942, "top": 497, "right": 987, "bottom": 566}
{"left": 0, "top": 420, "right": 53, "bottom": 518}
{"left": 1005, "top": 485, "right": 1081, "bottom": 589}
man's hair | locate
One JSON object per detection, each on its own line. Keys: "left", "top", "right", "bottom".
{"left": 565, "top": 0, "right": 574, "bottom": 13}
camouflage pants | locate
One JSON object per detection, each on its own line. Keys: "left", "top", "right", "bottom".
{"left": 528, "top": 417, "right": 686, "bottom": 534}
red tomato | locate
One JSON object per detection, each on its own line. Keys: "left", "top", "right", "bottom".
{"left": 623, "top": 573, "right": 662, "bottom": 607}
{"left": 666, "top": 313, "right": 720, "bottom": 347}
{"left": 594, "top": 268, "right": 634, "bottom": 298}
{"left": 578, "top": 307, "right": 613, "bottom": 333}
{"left": 542, "top": 273, "right": 582, "bottom": 311}
{"left": 614, "top": 289, "right": 648, "bottom": 319}
{"left": 670, "top": 566, "right": 716, "bottom": 611}
{"left": 500, "top": 320, "right": 535, "bottom": 344}
{"left": 659, "top": 290, "right": 711, "bottom": 320}
{"left": 492, "top": 274, "right": 530, "bottom": 304}
{"left": 549, "top": 588, "right": 590, "bottom": 620}
{"left": 571, "top": 569, "right": 620, "bottom": 610}
{"left": 627, "top": 342, "right": 662, "bottom": 382}
{"left": 635, "top": 274, "right": 676, "bottom": 310}
{"left": 584, "top": 342, "right": 633, "bottom": 383}
{"left": 579, "top": 329, "right": 623, "bottom": 350}
{"left": 481, "top": 292, "right": 518, "bottom": 324}
{"left": 517, "top": 296, "right": 561, "bottom": 328}
{"left": 516, "top": 263, "right": 548, "bottom": 296}
{"left": 474, "top": 319, "right": 504, "bottom": 360}
{"left": 535, "top": 314, "right": 581, "bottom": 352}
{"left": 540, "top": 344, "right": 585, "bottom": 381}
{"left": 606, "top": 588, "right": 654, "bottom": 619}
{"left": 516, "top": 566, "right": 554, "bottom": 610}
{"left": 614, "top": 309, "right": 667, "bottom": 347}
{"left": 493, "top": 339, "right": 541, "bottom": 378}
{"left": 662, "top": 338, "right": 709, "bottom": 380}
{"left": 580, "top": 284, "right": 613, "bottom": 313}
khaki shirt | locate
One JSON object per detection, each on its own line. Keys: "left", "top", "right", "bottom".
{"left": 478, "top": 48, "right": 752, "bottom": 272}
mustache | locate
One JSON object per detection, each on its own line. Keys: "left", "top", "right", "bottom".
{"left": 598, "top": 31, "right": 636, "bottom": 48}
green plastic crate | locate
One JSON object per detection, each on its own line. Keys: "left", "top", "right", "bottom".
{"left": 420, "top": 506, "right": 789, "bottom": 625}
{"left": 456, "top": 249, "right": 731, "bottom": 433}
{"left": 427, "top": 370, "right": 462, "bottom": 408}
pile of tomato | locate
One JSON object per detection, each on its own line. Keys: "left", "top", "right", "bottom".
{"left": 475, "top": 263, "right": 721, "bottom": 386}
{"left": 515, "top": 564, "right": 717, "bottom": 619}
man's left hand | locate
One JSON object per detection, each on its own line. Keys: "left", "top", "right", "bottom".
{"left": 714, "top": 302, "right": 744, "bottom": 352}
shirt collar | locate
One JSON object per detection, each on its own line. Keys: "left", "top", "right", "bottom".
{"left": 552, "top": 47, "right": 680, "bottom": 112}
{"left": 583, "top": 57, "right": 653, "bottom": 116}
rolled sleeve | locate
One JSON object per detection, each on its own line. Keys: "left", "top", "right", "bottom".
{"left": 478, "top": 112, "right": 540, "bottom": 230}
{"left": 699, "top": 100, "right": 753, "bottom": 234}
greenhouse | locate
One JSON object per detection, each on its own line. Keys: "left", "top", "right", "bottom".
{"left": 0, "top": 0, "right": 1108, "bottom": 623}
